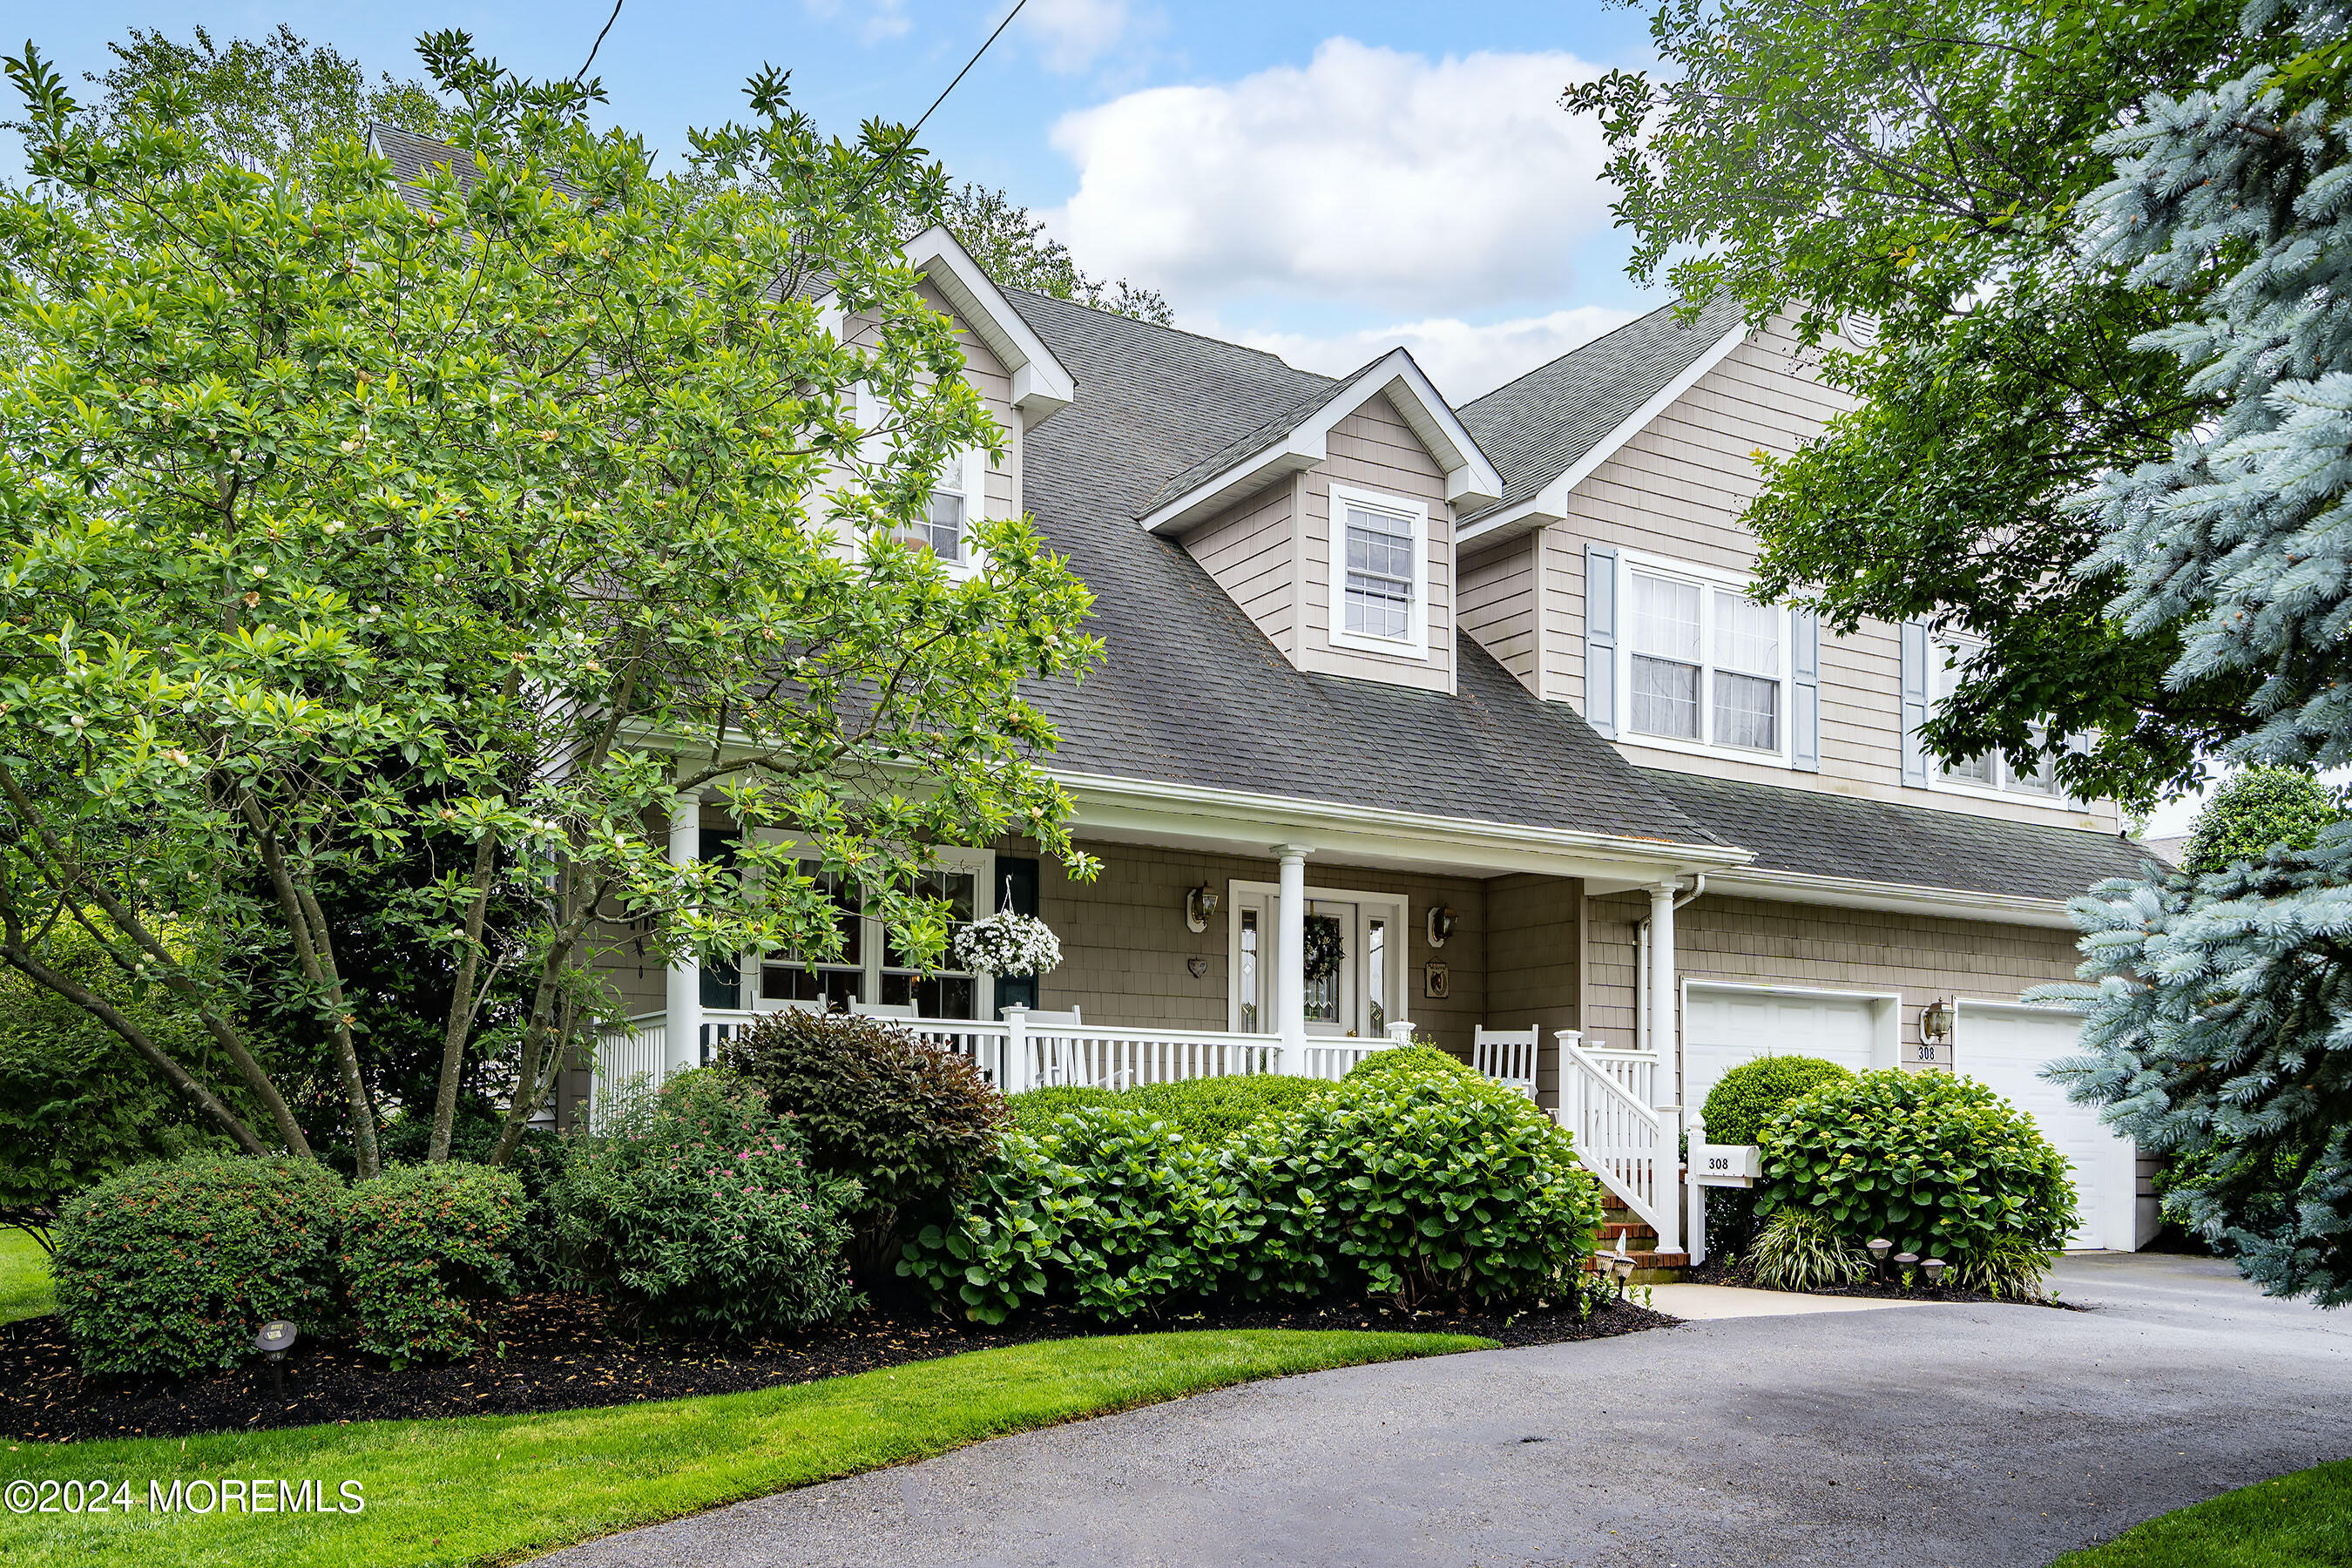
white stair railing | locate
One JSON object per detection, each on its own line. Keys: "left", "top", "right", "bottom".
{"left": 591, "top": 1014, "right": 666, "bottom": 1122}
{"left": 1555, "top": 1030, "right": 1679, "bottom": 1251}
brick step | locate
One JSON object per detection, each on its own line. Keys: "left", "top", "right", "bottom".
{"left": 1597, "top": 1220, "right": 1656, "bottom": 1243}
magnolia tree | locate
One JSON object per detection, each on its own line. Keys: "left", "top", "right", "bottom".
{"left": 2046, "top": 0, "right": 2352, "bottom": 1301}
{"left": 0, "top": 34, "right": 1100, "bottom": 1177}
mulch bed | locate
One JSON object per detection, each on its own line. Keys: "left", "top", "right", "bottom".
{"left": 1, "top": 1290, "right": 1674, "bottom": 1444}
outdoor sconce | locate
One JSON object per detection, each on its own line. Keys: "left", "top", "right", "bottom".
{"left": 254, "top": 1318, "right": 299, "bottom": 1394}
{"left": 1921, "top": 998, "right": 1954, "bottom": 1044}
{"left": 1922, "top": 1257, "right": 1947, "bottom": 1286}
{"left": 1426, "top": 905, "right": 1457, "bottom": 949}
{"left": 1185, "top": 884, "right": 1220, "bottom": 933}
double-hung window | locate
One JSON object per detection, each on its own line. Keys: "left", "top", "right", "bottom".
{"left": 1328, "top": 484, "right": 1429, "bottom": 659}
{"left": 1624, "top": 561, "right": 1783, "bottom": 755}
{"left": 760, "top": 848, "right": 994, "bottom": 1019}
{"left": 1930, "top": 637, "right": 2062, "bottom": 797}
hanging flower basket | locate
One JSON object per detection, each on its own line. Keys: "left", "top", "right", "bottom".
{"left": 951, "top": 909, "right": 1064, "bottom": 977}
{"left": 1303, "top": 919, "right": 1345, "bottom": 985}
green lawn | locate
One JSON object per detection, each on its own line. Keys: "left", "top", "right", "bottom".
{"left": 0, "top": 1328, "right": 1484, "bottom": 1567}
{"left": 0, "top": 1230, "right": 51, "bottom": 1325}
{"left": 2051, "top": 1459, "right": 2352, "bottom": 1566}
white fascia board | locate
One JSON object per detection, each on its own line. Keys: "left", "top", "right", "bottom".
{"left": 1702, "top": 867, "right": 2078, "bottom": 929}
{"left": 901, "top": 225, "right": 1077, "bottom": 422}
{"left": 1139, "top": 348, "right": 1503, "bottom": 536}
{"left": 1055, "top": 769, "right": 1749, "bottom": 882}
{"left": 1456, "top": 321, "right": 1751, "bottom": 551}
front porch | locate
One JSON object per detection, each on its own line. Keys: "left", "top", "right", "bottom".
{"left": 584, "top": 795, "right": 1731, "bottom": 1268}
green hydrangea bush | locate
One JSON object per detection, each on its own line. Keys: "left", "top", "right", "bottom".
{"left": 1342, "top": 1043, "right": 1483, "bottom": 1085}
{"left": 1757, "top": 1070, "right": 2077, "bottom": 1293}
{"left": 52, "top": 1154, "right": 345, "bottom": 1377}
{"left": 549, "top": 1069, "right": 860, "bottom": 1337}
{"left": 338, "top": 1161, "right": 525, "bottom": 1367}
{"left": 1006, "top": 1075, "right": 1333, "bottom": 1142}
{"left": 902, "top": 1070, "right": 1605, "bottom": 1322}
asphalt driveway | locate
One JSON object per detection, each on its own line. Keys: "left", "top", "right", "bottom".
{"left": 543, "top": 1254, "right": 2352, "bottom": 1568}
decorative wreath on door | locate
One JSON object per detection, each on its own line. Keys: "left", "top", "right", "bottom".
{"left": 1302, "top": 919, "right": 1346, "bottom": 985}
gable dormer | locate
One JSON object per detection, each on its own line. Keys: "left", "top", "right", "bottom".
{"left": 1139, "top": 351, "right": 1500, "bottom": 695}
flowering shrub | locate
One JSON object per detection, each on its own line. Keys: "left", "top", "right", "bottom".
{"left": 1756, "top": 1069, "right": 2077, "bottom": 1282}
{"left": 338, "top": 1162, "right": 525, "bottom": 1366}
{"left": 52, "top": 1154, "right": 344, "bottom": 1377}
{"left": 902, "top": 1071, "right": 1605, "bottom": 1321}
{"left": 1343, "top": 1044, "right": 1482, "bottom": 1085}
{"left": 950, "top": 909, "right": 1063, "bottom": 977}
{"left": 548, "top": 1070, "right": 859, "bottom": 1337}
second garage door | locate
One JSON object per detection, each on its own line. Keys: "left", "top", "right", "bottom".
{"left": 1684, "top": 984, "right": 1887, "bottom": 1125}
{"left": 1957, "top": 1002, "right": 2139, "bottom": 1252}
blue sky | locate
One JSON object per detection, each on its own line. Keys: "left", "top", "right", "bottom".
{"left": 10, "top": 0, "right": 1668, "bottom": 398}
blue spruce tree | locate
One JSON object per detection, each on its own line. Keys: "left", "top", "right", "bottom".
{"left": 2050, "top": 0, "right": 2352, "bottom": 1301}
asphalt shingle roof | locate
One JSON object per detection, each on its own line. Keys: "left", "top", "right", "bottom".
{"left": 1005, "top": 292, "right": 1719, "bottom": 848}
{"left": 1460, "top": 295, "right": 1746, "bottom": 517}
{"left": 1641, "top": 769, "right": 2158, "bottom": 902}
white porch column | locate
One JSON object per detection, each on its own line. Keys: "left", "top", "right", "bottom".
{"left": 1274, "top": 845, "right": 1311, "bottom": 1074}
{"left": 665, "top": 794, "right": 704, "bottom": 1076}
{"left": 1647, "top": 880, "right": 1682, "bottom": 1254}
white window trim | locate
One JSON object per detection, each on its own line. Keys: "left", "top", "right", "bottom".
{"left": 1922, "top": 634, "right": 2075, "bottom": 807}
{"left": 1612, "top": 548, "right": 1793, "bottom": 768}
{"left": 1225, "top": 879, "right": 1408, "bottom": 1038}
{"left": 852, "top": 382, "right": 990, "bottom": 579}
{"left": 747, "top": 835, "right": 997, "bottom": 1016}
{"left": 1327, "top": 482, "right": 1431, "bottom": 661}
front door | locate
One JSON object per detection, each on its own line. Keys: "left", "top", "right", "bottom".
{"left": 1228, "top": 883, "right": 1402, "bottom": 1038}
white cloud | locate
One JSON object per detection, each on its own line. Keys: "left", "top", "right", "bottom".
{"left": 1016, "top": 0, "right": 1135, "bottom": 74}
{"left": 1048, "top": 39, "right": 1614, "bottom": 312}
{"left": 1211, "top": 305, "right": 1637, "bottom": 404}
{"left": 801, "top": 0, "right": 912, "bottom": 44}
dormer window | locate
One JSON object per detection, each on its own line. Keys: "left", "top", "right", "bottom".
{"left": 927, "top": 467, "right": 969, "bottom": 565}
{"left": 1328, "top": 483, "right": 1429, "bottom": 659}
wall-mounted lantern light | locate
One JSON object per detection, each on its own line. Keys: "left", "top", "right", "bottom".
{"left": 1920, "top": 998, "right": 1955, "bottom": 1044}
{"left": 1185, "top": 884, "right": 1220, "bottom": 933}
{"left": 1426, "top": 905, "right": 1457, "bottom": 949}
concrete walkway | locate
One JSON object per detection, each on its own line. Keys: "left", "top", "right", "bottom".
{"left": 544, "top": 1254, "right": 2352, "bottom": 1568}
{"left": 1645, "top": 1282, "right": 1926, "bottom": 1319}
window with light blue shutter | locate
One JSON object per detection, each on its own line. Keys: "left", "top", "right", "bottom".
{"left": 1790, "top": 607, "right": 1820, "bottom": 772}
{"left": 1900, "top": 620, "right": 1930, "bottom": 787}
{"left": 1585, "top": 544, "right": 1618, "bottom": 738}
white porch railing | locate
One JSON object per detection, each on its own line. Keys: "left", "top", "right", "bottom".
{"left": 1555, "top": 1030, "right": 1679, "bottom": 1252}
{"left": 590, "top": 1008, "right": 1409, "bottom": 1115}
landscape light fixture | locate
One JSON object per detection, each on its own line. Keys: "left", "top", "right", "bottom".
{"left": 1922, "top": 1257, "right": 1947, "bottom": 1286}
{"left": 1894, "top": 1252, "right": 1921, "bottom": 1289}
{"left": 253, "top": 1319, "right": 299, "bottom": 1394}
{"left": 1184, "top": 885, "right": 1220, "bottom": 933}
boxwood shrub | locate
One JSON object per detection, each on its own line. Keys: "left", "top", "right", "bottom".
{"left": 1701, "top": 1056, "right": 1855, "bottom": 1146}
{"left": 548, "top": 1068, "right": 859, "bottom": 1336}
{"left": 1756, "top": 1069, "right": 2078, "bottom": 1274}
{"left": 338, "top": 1161, "right": 524, "bottom": 1367}
{"left": 1700, "top": 1055, "right": 1857, "bottom": 1255}
{"left": 52, "top": 1154, "right": 344, "bottom": 1377}
{"left": 902, "top": 1069, "right": 1605, "bottom": 1322}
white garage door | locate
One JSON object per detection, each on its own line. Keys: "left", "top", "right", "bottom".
{"left": 1957, "top": 1003, "right": 2138, "bottom": 1252}
{"left": 1685, "top": 985, "right": 1882, "bottom": 1127}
